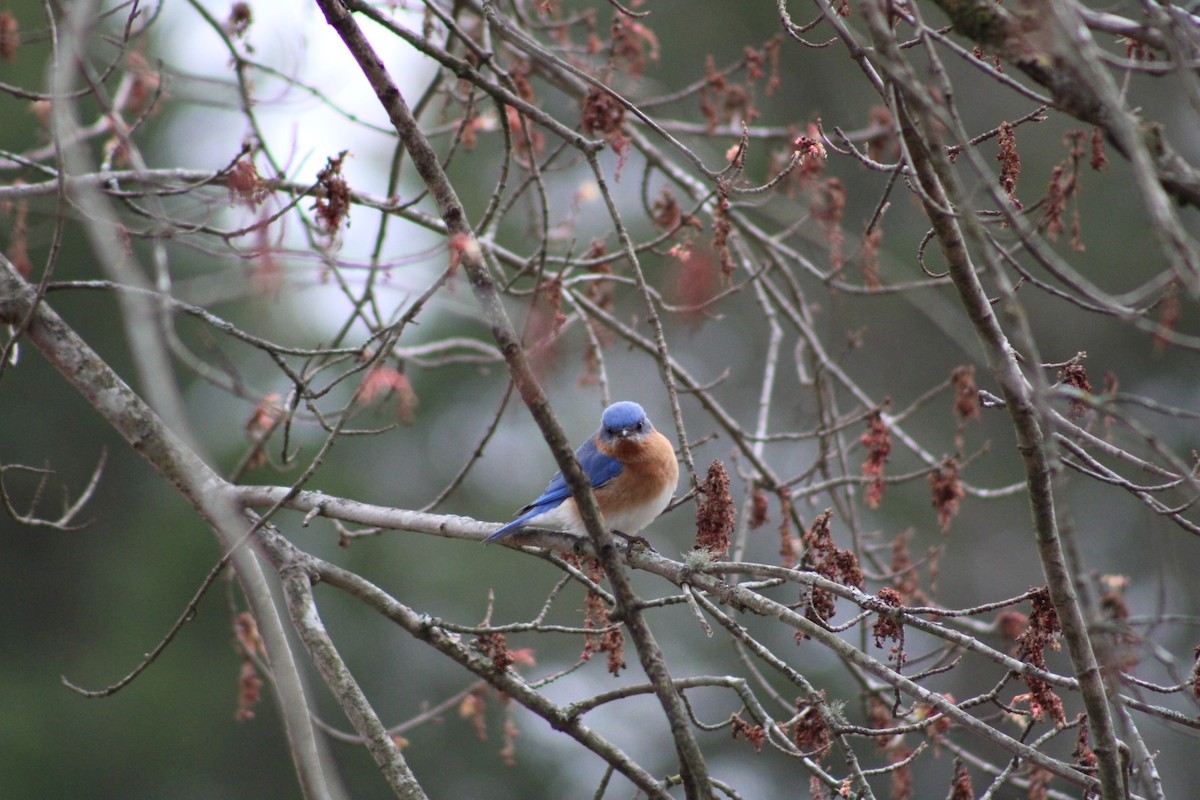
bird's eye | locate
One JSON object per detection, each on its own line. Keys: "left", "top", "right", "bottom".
{"left": 636, "top": 421, "right": 645, "bottom": 431}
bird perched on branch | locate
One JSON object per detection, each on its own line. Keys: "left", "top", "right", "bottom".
{"left": 485, "top": 401, "right": 679, "bottom": 544}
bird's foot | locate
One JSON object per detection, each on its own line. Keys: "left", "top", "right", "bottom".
{"left": 613, "top": 529, "right": 656, "bottom": 553}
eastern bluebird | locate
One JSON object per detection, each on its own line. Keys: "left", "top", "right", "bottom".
{"left": 485, "top": 401, "right": 679, "bottom": 544}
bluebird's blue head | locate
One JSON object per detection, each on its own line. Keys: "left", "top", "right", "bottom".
{"left": 599, "top": 401, "right": 653, "bottom": 443}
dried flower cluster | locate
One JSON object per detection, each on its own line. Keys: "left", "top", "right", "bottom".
{"left": 800, "top": 510, "right": 863, "bottom": 630}
{"left": 1014, "top": 588, "right": 1067, "bottom": 727}
{"left": 694, "top": 459, "right": 735, "bottom": 554}
{"left": 861, "top": 410, "right": 891, "bottom": 509}
{"left": 579, "top": 557, "right": 625, "bottom": 676}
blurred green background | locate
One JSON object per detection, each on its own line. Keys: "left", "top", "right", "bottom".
{"left": 2, "top": 0, "right": 1199, "bottom": 797}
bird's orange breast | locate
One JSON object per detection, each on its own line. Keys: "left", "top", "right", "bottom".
{"left": 594, "top": 431, "right": 679, "bottom": 533}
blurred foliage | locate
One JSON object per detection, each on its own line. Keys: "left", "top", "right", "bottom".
{"left": 3, "top": 0, "right": 1200, "bottom": 798}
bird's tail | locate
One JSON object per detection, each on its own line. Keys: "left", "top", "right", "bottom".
{"left": 483, "top": 512, "right": 533, "bottom": 544}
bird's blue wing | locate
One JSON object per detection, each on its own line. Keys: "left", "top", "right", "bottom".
{"left": 529, "top": 436, "right": 623, "bottom": 509}
{"left": 485, "top": 435, "right": 623, "bottom": 542}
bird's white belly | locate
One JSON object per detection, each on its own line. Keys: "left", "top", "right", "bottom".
{"left": 601, "top": 482, "right": 674, "bottom": 535}
{"left": 523, "top": 482, "right": 674, "bottom": 536}
{"left": 524, "top": 501, "right": 586, "bottom": 534}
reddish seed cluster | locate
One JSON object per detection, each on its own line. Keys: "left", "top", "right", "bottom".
{"left": 525, "top": 277, "right": 568, "bottom": 371}
{"left": 1191, "top": 645, "right": 1200, "bottom": 701}
{"left": 121, "top": 53, "right": 161, "bottom": 119}
{"left": 244, "top": 392, "right": 283, "bottom": 451}
{"left": 698, "top": 51, "right": 766, "bottom": 133}
{"left": 744, "top": 37, "right": 783, "bottom": 96}
{"left": 996, "top": 609, "right": 1030, "bottom": 651}
{"left": 861, "top": 410, "right": 891, "bottom": 509}
{"left": 911, "top": 695, "right": 954, "bottom": 747}
{"left": 866, "top": 694, "right": 915, "bottom": 799}
{"left": 600, "top": 627, "right": 626, "bottom": 676}
{"left": 928, "top": 459, "right": 965, "bottom": 532}
{"left": 730, "top": 712, "right": 766, "bottom": 752}
{"left": 694, "top": 459, "right": 735, "bottom": 555}
{"left": 502, "top": 61, "right": 545, "bottom": 163}
{"left": 355, "top": 365, "right": 419, "bottom": 423}
{"left": 800, "top": 510, "right": 864, "bottom": 631}
{"left": 313, "top": 152, "right": 351, "bottom": 235}
{"left": 1028, "top": 588, "right": 1062, "bottom": 640}
{"left": 791, "top": 696, "right": 832, "bottom": 759}
{"left": 1058, "top": 361, "right": 1093, "bottom": 420}
{"left": 233, "top": 612, "right": 265, "bottom": 721}
{"left": 796, "top": 125, "right": 829, "bottom": 181}
{"left": 949, "top": 759, "right": 974, "bottom": 800}
{"left": 657, "top": 184, "right": 720, "bottom": 321}
{"left": 866, "top": 695, "right": 894, "bottom": 746}
{"left": 766, "top": 124, "right": 827, "bottom": 199}
{"left": 235, "top": 611, "right": 265, "bottom": 657}
{"left": 651, "top": 187, "right": 684, "bottom": 231}
{"left": 996, "top": 120, "right": 1022, "bottom": 209}
{"left": 866, "top": 106, "right": 898, "bottom": 163}
{"left": 1099, "top": 575, "right": 1129, "bottom": 622}
{"left": 1043, "top": 165, "right": 1070, "bottom": 241}
{"left": 476, "top": 632, "right": 516, "bottom": 674}
{"left": 950, "top": 365, "right": 980, "bottom": 422}
{"left": 227, "top": 159, "right": 268, "bottom": 207}
{"left": 1072, "top": 719, "right": 1097, "bottom": 771}
{"left": 506, "top": 105, "right": 545, "bottom": 163}
{"left": 226, "top": 2, "right": 253, "bottom": 38}
{"left": 508, "top": 60, "right": 536, "bottom": 105}
{"left": 777, "top": 488, "right": 798, "bottom": 569}
{"left": 1013, "top": 588, "right": 1066, "bottom": 727}
{"left": 748, "top": 487, "right": 769, "bottom": 530}
{"left": 1090, "top": 128, "right": 1108, "bottom": 172}
{"left": 1026, "top": 768, "right": 1052, "bottom": 800}
{"left": 1125, "top": 36, "right": 1157, "bottom": 62}
{"left": 457, "top": 692, "right": 524, "bottom": 767}
{"left": 235, "top": 661, "right": 262, "bottom": 721}
{"left": 889, "top": 747, "right": 914, "bottom": 800}
{"left": 711, "top": 195, "right": 735, "bottom": 277}
{"left": 861, "top": 227, "right": 883, "bottom": 290}
{"left": 888, "top": 531, "right": 923, "bottom": 605}
{"left": 1098, "top": 576, "right": 1140, "bottom": 674}
{"left": 971, "top": 46, "right": 1003, "bottom": 72}
{"left": 1040, "top": 130, "right": 1096, "bottom": 251}
{"left": 456, "top": 111, "right": 486, "bottom": 151}
{"left": 579, "top": 557, "right": 626, "bottom": 676}
{"left": 498, "top": 715, "right": 520, "bottom": 767}
{"left": 667, "top": 242, "right": 722, "bottom": 328}
{"left": 0, "top": 12, "right": 18, "bottom": 62}
{"left": 872, "top": 587, "right": 904, "bottom": 650}
{"left": 811, "top": 178, "right": 846, "bottom": 271}
{"left": 610, "top": 17, "right": 659, "bottom": 77}
{"left": 459, "top": 685, "right": 489, "bottom": 741}
{"left": 792, "top": 134, "right": 826, "bottom": 162}
{"left": 580, "top": 88, "right": 628, "bottom": 158}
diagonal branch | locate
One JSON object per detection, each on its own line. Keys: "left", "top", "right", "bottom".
{"left": 854, "top": 2, "right": 1125, "bottom": 796}
{"left": 929, "top": 0, "right": 1200, "bottom": 216}
{"left": 0, "top": 256, "right": 404, "bottom": 800}
{"left": 309, "top": 1, "right": 713, "bottom": 795}
{"left": 274, "top": 543, "right": 429, "bottom": 800}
